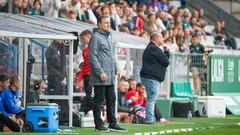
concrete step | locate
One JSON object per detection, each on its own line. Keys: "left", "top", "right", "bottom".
{"left": 231, "top": 2, "right": 240, "bottom": 13}
{"left": 233, "top": 13, "right": 240, "bottom": 20}
{"left": 212, "top": 0, "right": 231, "bottom": 13}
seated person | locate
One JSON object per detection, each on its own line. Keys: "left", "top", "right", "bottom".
{"left": 0, "top": 74, "right": 23, "bottom": 132}
{"left": 125, "top": 83, "right": 146, "bottom": 111}
{"left": 3, "top": 75, "right": 23, "bottom": 116}
{"left": 29, "top": 80, "right": 47, "bottom": 103}
{"left": 128, "top": 78, "right": 137, "bottom": 91}
{"left": 117, "top": 78, "right": 133, "bottom": 123}
{"left": 126, "top": 83, "right": 168, "bottom": 123}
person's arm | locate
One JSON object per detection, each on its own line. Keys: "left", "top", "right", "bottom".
{"left": 117, "top": 100, "right": 131, "bottom": 113}
{"left": 1, "top": 110, "right": 11, "bottom": 117}
{"left": 88, "top": 35, "right": 104, "bottom": 76}
{"left": 3, "top": 92, "right": 22, "bottom": 114}
{"left": 154, "top": 48, "right": 170, "bottom": 67}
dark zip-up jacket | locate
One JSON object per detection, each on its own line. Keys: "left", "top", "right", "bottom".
{"left": 140, "top": 42, "right": 170, "bottom": 82}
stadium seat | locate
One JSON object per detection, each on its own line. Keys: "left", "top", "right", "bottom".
{"left": 170, "top": 81, "right": 198, "bottom": 117}
{"left": 171, "top": 81, "right": 193, "bottom": 98}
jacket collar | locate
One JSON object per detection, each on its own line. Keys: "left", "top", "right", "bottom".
{"left": 96, "top": 29, "right": 111, "bottom": 37}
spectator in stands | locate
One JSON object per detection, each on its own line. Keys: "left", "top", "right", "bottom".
{"left": 76, "top": 30, "right": 93, "bottom": 115}
{"left": 158, "top": 0, "right": 169, "bottom": 11}
{"left": 28, "top": 0, "right": 44, "bottom": 16}
{"left": 117, "top": 78, "right": 132, "bottom": 123}
{"left": 0, "top": 0, "right": 8, "bottom": 13}
{"left": 164, "top": 30, "right": 179, "bottom": 52}
{"left": 198, "top": 8, "right": 205, "bottom": 19}
{"left": 45, "top": 40, "right": 67, "bottom": 95}
{"left": 3, "top": 75, "right": 23, "bottom": 116}
{"left": 140, "top": 31, "right": 149, "bottom": 39}
{"left": 29, "top": 80, "right": 47, "bottom": 103}
{"left": 189, "top": 35, "right": 206, "bottom": 95}
{"left": 130, "top": 2, "right": 137, "bottom": 17}
{"left": 145, "top": 5, "right": 153, "bottom": 16}
{"left": 174, "top": 15, "right": 182, "bottom": 30}
{"left": 132, "top": 27, "right": 140, "bottom": 36}
{"left": 12, "top": 0, "right": 22, "bottom": 14}
{"left": 144, "top": 12, "right": 158, "bottom": 34}
{"left": 100, "top": 5, "right": 110, "bottom": 16}
{"left": 191, "top": 10, "right": 199, "bottom": 19}
{"left": 88, "top": 15, "right": 127, "bottom": 132}
{"left": 140, "top": 32, "right": 169, "bottom": 124}
{"left": 168, "top": 6, "right": 177, "bottom": 18}
{"left": 68, "top": 10, "right": 77, "bottom": 20}
{"left": 182, "top": 14, "right": 191, "bottom": 29}
{"left": 60, "top": 0, "right": 81, "bottom": 18}
{"left": 78, "top": 0, "right": 88, "bottom": 22}
{"left": 80, "top": 0, "right": 97, "bottom": 25}
{"left": 176, "top": 27, "right": 183, "bottom": 46}
{"left": 151, "top": 0, "right": 160, "bottom": 12}
{"left": 179, "top": 27, "right": 191, "bottom": 53}
{"left": 156, "top": 10, "right": 167, "bottom": 32}
{"left": 212, "top": 21, "right": 227, "bottom": 46}
{"left": 28, "top": 0, "right": 34, "bottom": 8}
{"left": 190, "top": 16, "right": 206, "bottom": 39}
{"left": 134, "top": 6, "right": 145, "bottom": 33}
{"left": 219, "top": 20, "right": 237, "bottom": 49}
{"left": 109, "top": 3, "right": 121, "bottom": 31}
{"left": 21, "top": 0, "right": 30, "bottom": 15}
{"left": 41, "top": 0, "right": 61, "bottom": 18}
{"left": 0, "top": 74, "right": 23, "bottom": 132}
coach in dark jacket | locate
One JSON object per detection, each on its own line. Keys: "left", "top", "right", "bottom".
{"left": 140, "top": 32, "right": 169, "bottom": 124}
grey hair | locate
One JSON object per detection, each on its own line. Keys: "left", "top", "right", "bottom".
{"left": 150, "top": 32, "right": 162, "bottom": 41}
{"left": 97, "top": 15, "right": 110, "bottom": 24}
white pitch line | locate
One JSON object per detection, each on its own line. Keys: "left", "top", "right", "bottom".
{"left": 134, "top": 126, "right": 214, "bottom": 135}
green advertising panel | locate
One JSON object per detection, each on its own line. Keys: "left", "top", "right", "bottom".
{"left": 209, "top": 55, "right": 240, "bottom": 115}
{"left": 209, "top": 55, "right": 240, "bottom": 93}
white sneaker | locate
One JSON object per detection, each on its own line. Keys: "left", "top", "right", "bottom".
{"left": 160, "top": 118, "right": 167, "bottom": 123}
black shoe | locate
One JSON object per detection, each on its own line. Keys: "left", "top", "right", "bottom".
{"left": 95, "top": 126, "right": 109, "bottom": 132}
{"left": 143, "top": 121, "right": 155, "bottom": 125}
{"left": 108, "top": 125, "right": 128, "bottom": 132}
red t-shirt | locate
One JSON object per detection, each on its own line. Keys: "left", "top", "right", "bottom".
{"left": 77, "top": 47, "right": 90, "bottom": 81}
{"left": 125, "top": 89, "right": 145, "bottom": 107}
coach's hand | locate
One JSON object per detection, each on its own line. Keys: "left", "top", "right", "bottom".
{"left": 100, "top": 72, "right": 108, "bottom": 81}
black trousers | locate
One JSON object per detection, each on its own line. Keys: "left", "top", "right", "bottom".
{"left": 93, "top": 85, "right": 117, "bottom": 128}
{"left": 0, "top": 113, "right": 20, "bottom": 132}
{"left": 82, "top": 75, "right": 93, "bottom": 114}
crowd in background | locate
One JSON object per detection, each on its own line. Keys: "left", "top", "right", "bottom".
{"left": 0, "top": 0, "right": 236, "bottom": 52}
{"left": 1, "top": 0, "right": 239, "bottom": 131}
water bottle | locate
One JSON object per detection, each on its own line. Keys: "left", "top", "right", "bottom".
{"left": 187, "top": 110, "right": 192, "bottom": 120}
{"left": 20, "top": 125, "right": 23, "bottom": 132}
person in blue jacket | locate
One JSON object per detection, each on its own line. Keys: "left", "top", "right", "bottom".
{"left": 3, "top": 75, "right": 23, "bottom": 115}
{"left": 0, "top": 74, "right": 21, "bottom": 132}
